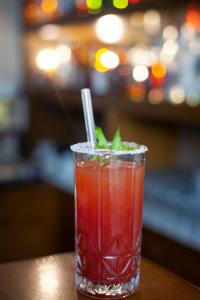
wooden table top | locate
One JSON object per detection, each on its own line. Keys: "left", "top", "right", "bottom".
{"left": 0, "top": 253, "right": 199, "bottom": 300}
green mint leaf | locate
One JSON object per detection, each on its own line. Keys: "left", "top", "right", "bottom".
{"left": 95, "top": 126, "right": 139, "bottom": 153}
{"left": 111, "top": 128, "right": 122, "bottom": 150}
{"left": 121, "top": 143, "right": 130, "bottom": 150}
{"left": 95, "top": 127, "right": 109, "bottom": 148}
{"left": 91, "top": 154, "right": 100, "bottom": 161}
{"left": 121, "top": 144, "right": 138, "bottom": 151}
{"left": 90, "top": 154, "right": 107, "bottom": 165}
{"left": 96, "top": 144, "right": 107, "bottom": 149}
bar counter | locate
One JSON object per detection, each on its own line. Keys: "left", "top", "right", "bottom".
{"left": 0, "top": 252, "right": 199, "bottom": 299}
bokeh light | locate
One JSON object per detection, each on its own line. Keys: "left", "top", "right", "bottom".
{"left": 24, "top": 3, "right": 40, "bottom": 21}
{"left": 94, "top": 61, "right": 107, "bottom": 73}
{"left": 129, "top": 12, "right": 144, "bottom": 27}
{"left": 41, "top": 0, "right": 58, "bottom": 14}
{"left": 95, "top": 48, "right": 108, "bottom": 61}
{"left": 95, "top": 48, "right": 110, "bottom": 72}
{"left": 133, "top": 65, "right": 149, "bottom": 82}
{"left": 148, "top": 89, "right": 164, "bottom": 104}
{"left": 56, "top": 45, "right": 72, "bottom": 64}
{"left": 162, "top": 40, "right": 179, "bottom": 57}
{"left": 151, "top": 63, "right": 167, "bottom": 79}
{"left": 186, "top": 93, "right": 200, "bottom": 107}
{"left": 185, "top": 8, "right": 200, "bottom": 30}
{"left": 129, "top": 0, "right": 140, "bottom": 3}
{"left": 99, "top": 51, "right": 119, "bottom": 69}
{"left": 163, "top": 25, "right": 178, "bottom": 41}
{"left": 118, "top": 65, "right": 131, "bottom": 77}
{"left": 0, "top": 103, "right": 10, "bottom": 129}
{"left": 95, "top": 48, "right": 119, "bottom": 72}
{"left": 144, "top": 10, "right": 161, "bottom": 35}
{"left": 169, "top": 86, "right": 185, "bottom": 104}
{"left": 128, "top": 84, "right": 145, "bottom": 102}
{"left": 87, "top": 0, "right": 102, "bottom": 10}
{"left": 39, "top": 25, "right": 61, "bottom": 40}
{"left": 76, "top": 0, "right": 87, "bottom": 12}
{"left": 128, "top": 47, "right": 157, "bottom": 67}
{"left": 113, "top": 0, "right": 128, "bottom": 9}
{"left": 95, "top": 14, "right": 124, "bottom": 44}
{"left": 181, "top": 24, "right": 195, "bottom": 41}
{"left": 189, "top": 40, "right": 200, "bottom": 55}
{"left": 36, "top": 49, "right": 59, "bottom": 72}
{"left": 160, "top": 40, "right": 179, "bottom": 64}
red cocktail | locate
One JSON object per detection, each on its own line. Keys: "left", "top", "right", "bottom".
{"left": 71, "top": 142, "right": 147, "bottom": 298}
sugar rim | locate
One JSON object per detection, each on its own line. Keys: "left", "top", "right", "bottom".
{"left": 70, "top": 142, "right": 148, "bottom": 156}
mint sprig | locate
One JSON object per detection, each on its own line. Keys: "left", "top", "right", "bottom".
{"left": 95, "top": 127, "right": 109, "bottom": 149}
{"left": 95, "top": 127, "right": 138, "bottom": 151}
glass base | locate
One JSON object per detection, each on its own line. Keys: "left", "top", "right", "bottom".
{"left": 76, "top": 272, "right": 140, "bottom": 299}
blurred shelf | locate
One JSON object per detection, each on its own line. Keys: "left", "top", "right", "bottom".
{"left": 0, "top": 161, "right": 36, "bottom": 186}
{"left": 24, "top": 0, "right": 191, "bottom": 32}
{"left": 114, "top": 96, "right": 200, "bottom": 127}
{"left": 28, "top": 90, "right": 200, "bottom": 127}
{"left": 0, "top": 181, "right": 74, "bottom": 262}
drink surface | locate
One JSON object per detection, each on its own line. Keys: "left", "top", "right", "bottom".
{"left": 75, "top": 159, "right": 145, "bottom": 286}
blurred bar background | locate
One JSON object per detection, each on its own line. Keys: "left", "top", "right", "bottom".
{"left": 0, "top": 0, "right": 200, "bottom": 286}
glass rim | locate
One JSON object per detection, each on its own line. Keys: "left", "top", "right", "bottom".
{"left": 70, "top": 142, "right": 148, "bottom": 156}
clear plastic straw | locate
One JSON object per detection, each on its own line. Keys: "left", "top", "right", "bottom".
{"left": 81, "top": 88, "right": 96, "bottom": 148}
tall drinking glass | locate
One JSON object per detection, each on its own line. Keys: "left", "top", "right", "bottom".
{"left": 71, "top": 142, "right": 148, "bottom": 299}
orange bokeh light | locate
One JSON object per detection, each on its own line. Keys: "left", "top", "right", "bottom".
{"left": 41, "top": 0, "right": 58, "bottom": 14}
{"left": 127, "top": 84, "right": 145, "bottom": 102}
{"left": 24, "top": 3, "right": 40, "bottom": 20}
{"left": 118, "top": 50, "right": 127, "bottom": 65}
{"left": 186, "top": 8, "right": 200, "bottom": 30}
{"left": 151, "top": 63, "right": 167, "bottom": 79}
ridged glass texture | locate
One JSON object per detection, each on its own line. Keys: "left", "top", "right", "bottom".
{"left": 72, "top": 146, "right": 146, "bottom": 299}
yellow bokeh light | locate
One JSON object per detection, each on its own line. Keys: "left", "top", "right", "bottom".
{"left": 95, "top": 48, "right": 119, "bottom": 72}
{"left": 100, "top": 51, "right": 119, "bottom": 69}
{"left": 113, "top": 0, "right": 128, "bottom": 9}
{"left": 94, "top": 60, "right": 107, "bottom": 73}
{"left": 87, "top": 0, "right": 102, "bottom": 10}
{"left": 96, "top": 48, "right": 108, "bottom": 61}
{"left": 152, "top": 63, "right": 166, "bottom": 79}
{"left": 41, "top": 0, "right": 58, "bottom": 14}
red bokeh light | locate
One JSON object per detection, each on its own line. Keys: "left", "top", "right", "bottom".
{"left": 129, "top": 0, "right": 140, "bottom": 4}
{"left": 185, "top": 7, "right": 200, "bottom": 30}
